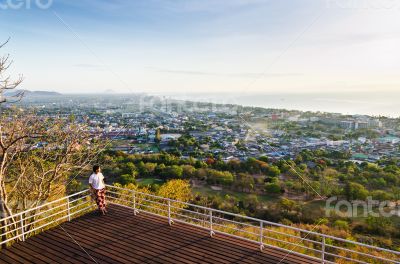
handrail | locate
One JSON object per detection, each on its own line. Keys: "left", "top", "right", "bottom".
{"left": 1, "top": 185, "right": 399, "bottom": 263}
{"left": 105, "top": 184, "right": 400, "bottom": 264}
{"left": 106, "top": 184, "right": 399, "bottom": 255}
{"left": 0, "top": 189, "right": 89, "bottom": 222}
{"left": 0, "top": 189, "right": 93, "bottom": 246}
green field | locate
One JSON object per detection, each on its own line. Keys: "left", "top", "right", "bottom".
{"left": 137, "top": 177, "right": 164, "bottom": 186}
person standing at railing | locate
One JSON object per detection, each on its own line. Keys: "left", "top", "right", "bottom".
{"left": 89, "top": 165, "right": 108, "bottom": 215}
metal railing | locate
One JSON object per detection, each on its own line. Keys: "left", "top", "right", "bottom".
{"left": 0, "top": 189, "right": 94, "bottom": 247}
{"left": 1, "top": 185, "right": 399, "bottom": 263}
{"left": 105, "top": 184, "right": 400, "bottom": 264}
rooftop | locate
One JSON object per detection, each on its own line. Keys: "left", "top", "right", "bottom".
{"left": 0, "top": 204, "right": 316, "bottom": 264}
{"left": 1, "top": 185, "right": 399, "bottom": 264}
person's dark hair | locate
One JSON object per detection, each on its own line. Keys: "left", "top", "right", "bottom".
{"left": 93, "top": 165, "right": 100, "bottom": 173}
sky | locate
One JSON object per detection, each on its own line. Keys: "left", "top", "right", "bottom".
{"left": 1, "top": 0, "right": 400, "bottom": 95}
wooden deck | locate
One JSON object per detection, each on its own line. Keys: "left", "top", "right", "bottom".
{"left": 0, "top": 204, "right": 320, "bottom": 264}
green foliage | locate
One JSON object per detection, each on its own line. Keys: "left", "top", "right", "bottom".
{"left": 119, "top": 174, "right": 136, "bottom": 185}
{"left": 159, "top": 165, "right": 183, "bottom": 180}
{"left": 67, "top": 179, "right": 83, "bottom": 193}
{"left": 206, "top": 169, "right": 234, "bottom": 185}
{"left": 100, "top": 150, "right": 400, "bottom": 248}
{"left": 234, "top": 173, "right": 255, "bottom": 191}
{"left": 279, "top": 198, "right": 298, "bottom": 213}
{"left": 181, "top": 165, "right": 196, "bottom": 178}
{"left": 364, "top": 216, "right": 393, "bottom": 236}
{"left": 345, "top": 182, "right": 369, "bottom": 200}
{"left": 242, "top": 195, "right": 259, "bottom": 213}
{"left": 316, "top": 218, "right": 329, "bottom": 225}
{"left": 265, "top": 182, "right": 282, "bottom": 194}
{"left": 265, "top": 165, "right": 281, "bottom": 177}
{"left": 333, "top": 220, "right": 349, "bottom": 231}
{"left": 371, "top": 190, "right": 392, "bottom": 201}
{"left": 258, "top": 156, "right": 269, "bottom": 163}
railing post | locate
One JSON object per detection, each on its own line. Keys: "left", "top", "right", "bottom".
{"left": 133, "top": 191, "right": 138, "bottom": 215}
{"left": 20, "top": 214, "right": 25, "bottom": 242}
{"left": 259, "top": 221, "right": 264, "bottom": 251}
{"left": 168, "top": 199, "right": 172, "bottom": 226}
{"left": 67, "top": 197, "right": 71, "bottom": 222}
{"left": 321, "top": 236, "right": 325, "bottom": 263}
{"left": 209, "top": 210, "right": 215, "bottom": 237}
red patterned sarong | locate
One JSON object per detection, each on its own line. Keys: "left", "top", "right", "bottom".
{"left": 94, "top": 188, "right": 106, "bottom": 210}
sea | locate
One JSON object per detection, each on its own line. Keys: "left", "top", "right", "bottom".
{"left": 158, "top": 91, "right": 400, "bottom": 118}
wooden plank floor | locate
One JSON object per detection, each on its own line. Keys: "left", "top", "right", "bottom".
{"left": 0, "top": 204, "right": 320, "bottom": 264}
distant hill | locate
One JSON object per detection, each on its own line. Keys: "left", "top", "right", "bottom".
{"left": 103, "top": 89, "right": 116, "bottom": 94}
{"left": 3, "top": 90, "right": 62, "bottom": 97}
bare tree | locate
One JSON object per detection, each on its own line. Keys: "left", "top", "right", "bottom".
{"left": 0, "top": 111, "right": 102, "bottom": 246}
{"left": 0, "top": 38, "right": 24, "bottom": 104}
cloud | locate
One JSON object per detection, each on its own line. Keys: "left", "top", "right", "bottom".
{"left": 149, "top": 67, "right": 301, "bottom": 78}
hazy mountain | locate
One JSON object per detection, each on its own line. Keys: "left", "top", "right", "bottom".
{"left": 103, "top": 89, "right": 117, "bottom": 94}
{"left": 3, "top": 89, "right": 62, "bottom": 97}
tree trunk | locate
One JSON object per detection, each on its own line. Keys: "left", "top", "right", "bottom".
{"left": 0, "top": 195, "right": 7, "bottom": 249}
{"left": 0, "top": 183, "right": 16, "bottom": 249}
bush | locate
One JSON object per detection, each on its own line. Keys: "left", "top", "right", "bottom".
{"left": 206, "top": 169, "right": 234, "bottom": 185}
{"left": 157, "top": 179, "right": 191, "bottom": 204}
{"left": 265, "top": 183, "right": 282, "bottom": 194}
{"left": 333, "top": 220, "right": 349, "bottom": 231}
{"left": 345, "top": 182, "right": 369, "bottom": 200}
{"left": 371, "top": 190, "right": 393, "bottom": 201}
{"left": 119, "top": 174, "right": 136, "bottom": 185}
{"left": 159, "top": 165, "right": 183, "bottom": 180}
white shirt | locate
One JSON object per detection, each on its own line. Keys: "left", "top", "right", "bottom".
{"left": 89, "top": 173, "right": 105, "bottom": 190}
